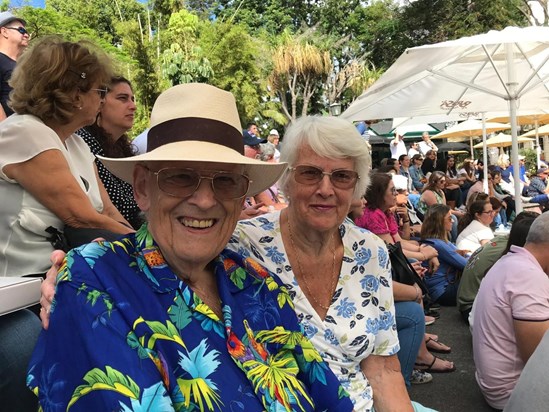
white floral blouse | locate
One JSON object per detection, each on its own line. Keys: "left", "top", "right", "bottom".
{"left": 229, "top": 211, "right": 399, "bottom": 411}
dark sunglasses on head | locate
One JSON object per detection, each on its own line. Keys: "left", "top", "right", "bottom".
{"left": 290, "top": 165, "right": 359, "bottom": 189}
{"left": 5, "top": 26, "right": 27, "bottom": 35}
{"left": 147, "top": 167, "right": 250, "bottom": 200}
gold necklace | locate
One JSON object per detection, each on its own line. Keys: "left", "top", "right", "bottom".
{"left": 287, "top": 218, "right": 337, "bottom": 311}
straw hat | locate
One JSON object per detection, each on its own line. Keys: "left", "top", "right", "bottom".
{"left": 99, "top": 83, "right": 287, "bottom": 196}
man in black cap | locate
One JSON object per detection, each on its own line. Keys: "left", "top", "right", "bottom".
{"left": 0, "top": 11, "right": 28, "bottom": 120}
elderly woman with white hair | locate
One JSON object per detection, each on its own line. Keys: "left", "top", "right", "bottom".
{"left": 27, "top": 84, "right": 353, "bottom": 411}
{"left": 231, "top": 116, "right": 426, "bottom": 411}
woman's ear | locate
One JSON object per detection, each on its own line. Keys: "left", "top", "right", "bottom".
{"left": 133, "top": 164, "right": 151, "bottom": 212}
{"left": 73, "top": 89, "right": 83, "bottom": 110}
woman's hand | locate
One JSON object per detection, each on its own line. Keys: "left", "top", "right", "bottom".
{"left": 410, "top": 261, "right": 427, "bottom": 278}
{"left": 419, "top": 244, "right": 438, "bottom": 260}
{"left": 456, "top": 249, "right": 470, "bottom": 257}
{"left": 40, "top": 250, "right": 66, "bottom": 330}
{"left": 428, "top": 256, "right": 440, "bottom": 274}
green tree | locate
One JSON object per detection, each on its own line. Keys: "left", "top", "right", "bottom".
{"left": 199, "top": 21, "right": 266, "bottom": 124}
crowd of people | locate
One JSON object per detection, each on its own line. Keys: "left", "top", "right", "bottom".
{"left": 0, "top": 25, "right": 548, "bottom": 412}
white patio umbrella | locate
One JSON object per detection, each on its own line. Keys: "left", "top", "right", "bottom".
{"left": 472, "top": 132, "right": 534, "bottom": 149}
{"left": 342, "top": 26, "right": 549, "bottom": 212}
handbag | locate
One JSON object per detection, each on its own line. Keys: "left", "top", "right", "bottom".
{"left": 386, "top": 241, "right": 429, "bottom": 297}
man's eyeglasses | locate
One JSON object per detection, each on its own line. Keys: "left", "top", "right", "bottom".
{"left": 147, "top": 167, "right": 250, "bottom": 200}
{"left": 290, "top": 165, "right": 359, "bottom": 189}
{"left": 91, "top": 88, "right": 108, "bottom": 99}
{"left": 5, "top": 26, "right": 27, "bottom": 35}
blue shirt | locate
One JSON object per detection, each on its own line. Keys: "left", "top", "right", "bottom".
{"left": 27, "top": 224, "right": 352, "bottom": 412}
{"left": 420, "top": 238, "right": 468, "bottom": 301}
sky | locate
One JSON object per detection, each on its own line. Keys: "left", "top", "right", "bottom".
{"left": 10, "top": 0, "right": 45, "bottom": 8}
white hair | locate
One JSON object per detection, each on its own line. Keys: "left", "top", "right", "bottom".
{"left": 279, "top": 115, "right": 371, "bottom": 198}
{"left": 525, "top": 212, "right": 549, "bottom": 244}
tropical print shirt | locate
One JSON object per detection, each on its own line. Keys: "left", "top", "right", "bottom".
{"left": 230, "top": 212, "right": 399, "bottom": 411}
{"left": 27, "top": 224, "right": 352, "bottom": 412}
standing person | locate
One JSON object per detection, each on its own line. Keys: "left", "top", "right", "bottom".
{"left": 0, "top": 11, "right": 29, "bottom": 120}
{"left": 418, "top": 131, "right": 438, "bottom": 156}
{"left": 408, "top": 141, "right": 421, "bottom": 157}
{"left": 390, "top": 129, "right": 407, "bottom": 159}
{"left": 473, "top": 212, "right": 549, "bottom": 410}
{"left": 77, "top": 76, "right": 143, "bottom": 229}
{"left": 243, "top": 122, "right": 262, "bottom": 159}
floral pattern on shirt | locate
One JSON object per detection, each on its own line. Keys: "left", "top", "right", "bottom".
{"left": 229, "top": 212, "right": 399, "bottom": 411}
{"left": 27, "top": 223, "right": 352, "bottom": 412}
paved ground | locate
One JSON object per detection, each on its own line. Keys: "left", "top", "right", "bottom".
{"left": 408, "top": 307, "right": 495, "bottom": 412}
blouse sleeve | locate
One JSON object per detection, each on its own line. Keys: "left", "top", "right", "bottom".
{"left": 0, "top": 115, "right": 61, "bottom": 179}
{"left": 355, "top": 208, "right": 391, "bottom": 235}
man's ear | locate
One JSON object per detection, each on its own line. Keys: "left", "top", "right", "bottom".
{"left": 133, "top": 164, "right": 151, "bottom": 212}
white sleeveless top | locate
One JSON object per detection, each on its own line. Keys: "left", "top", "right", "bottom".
{"left": 0, "top": 114, "right": 103, "bottom": 276}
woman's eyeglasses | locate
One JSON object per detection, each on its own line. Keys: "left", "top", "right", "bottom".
{"left": 290, "top": 165, "right": 359, "bottom": 189}
{"left": 147, "top": 167, "right": 250, "bottom": 200}
{"left": 91, "top": 88, "right": 108, "bottom": 99}
{"left": 5, "top": 26, "right": 27, "bottom": 35}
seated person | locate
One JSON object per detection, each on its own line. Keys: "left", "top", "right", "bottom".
{"left": 472, "top": 212, "right": 549, "bottom": 410}
{"left": 420, "top": 204, "right": 468, "bottom": 306}
{"left": 457, "top": 211, "right": 539, "bottom": 323}
{"left": 504, "top": 329, "right": 549, "bottom": 412}
{"left": 456, "top": 199, "right": 495, "bottom": 254}
{"left": 27, "top": 84, "right": 352, "bottom": 411}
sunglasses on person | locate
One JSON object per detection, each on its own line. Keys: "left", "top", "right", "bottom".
{"left": 5, "top": 26, "right": 27, "bottom": 35}
{"left": 147, "top": 167, "right": 250, "bottom": 200}
{"left": 290, "top": 165, "right": 359, "bottom": 189}
{"left": 91, "top": 88, "right": 108, "bottom": 99}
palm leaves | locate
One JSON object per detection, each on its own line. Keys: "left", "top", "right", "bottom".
{"left": 176, "top": 339, "right": 223, "bottom": 411}
{"left": 67, "top": 366, "right": 139, "bottom": 410}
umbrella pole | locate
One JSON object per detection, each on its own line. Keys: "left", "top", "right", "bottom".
{"left": 482, "top": 114, "right": 489, "bottom": 194}
{"left": 507, "top": 44, "right": 522, "bottom": 213}
{"left": 470, "top": 135, "right": 474, "bottom": 158}
{"left": 535, "top": 118, "right": 541, "bottom": 169}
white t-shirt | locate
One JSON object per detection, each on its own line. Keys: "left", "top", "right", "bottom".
{"left": 456, "top": 220, "right": 494, "bottom": 253}
{"left": 419, "top": 140, "right": 438, "bottom": 155}
{"left": 390, "top": 138, "right": 406, "bottom": 159}
{"left": 473, "top": 246, "right": 549, "bottom": 410}
{"left": 0, "top": 114, "right": 103, "bottom": 276}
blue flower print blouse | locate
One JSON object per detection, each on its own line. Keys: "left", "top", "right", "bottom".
{"left": 229, "top": 211, "right": 400, "bottom": 411}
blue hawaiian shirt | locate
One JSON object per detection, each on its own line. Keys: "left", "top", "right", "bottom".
{"left": 27, "top": 224, "right": 352, "bottom": 412}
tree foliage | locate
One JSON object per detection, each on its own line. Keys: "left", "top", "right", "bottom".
{"left": 6, "top": 0, "right": 534, "bottom": 133}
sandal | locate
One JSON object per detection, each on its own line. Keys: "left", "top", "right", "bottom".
{"left": 415, "top": 355, "right": 456, "bottom": 373}
{"left": 425, "top": 336, "right": 451, "bottom": 354}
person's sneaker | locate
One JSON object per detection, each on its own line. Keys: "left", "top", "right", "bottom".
{"left": 411, "top": 369, "right": 433, "bottom": 384}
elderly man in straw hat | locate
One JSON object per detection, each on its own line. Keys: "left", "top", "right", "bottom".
{"left": 27, "top": 84, "right": 353, "bottom": 411}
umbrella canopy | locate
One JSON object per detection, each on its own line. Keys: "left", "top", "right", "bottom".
{"left": 437, "top": 142, "right": 471, "bottom": 152}
{"left": 342, "top": 26, "right": 549, "bottom": 212}
{"left": 431, "top": 119, "right": 511, "bottom": 139}
{"left": 521, "top": 123, "right": 549, "bottom": 137}
{"left": 487, "top": 112, "right": 549, "bottom": 126}
{"left": 473, "top": 132, "right": 534, "bottom": 148}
